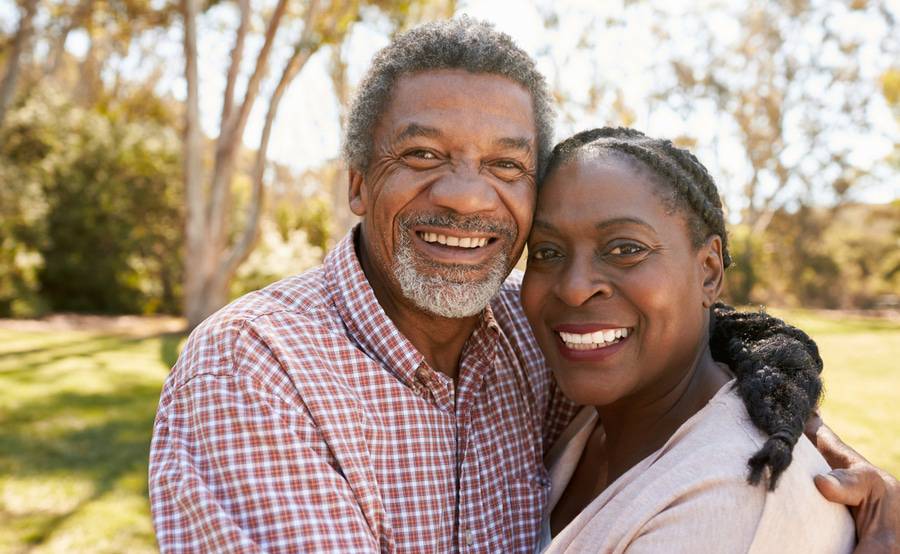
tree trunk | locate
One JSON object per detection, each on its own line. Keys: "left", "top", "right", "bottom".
{"left": 0, "top": 0, "right": 39, "bottom": 128}
{"left": 181, "top": 0, "right": 212, "bottom": 329}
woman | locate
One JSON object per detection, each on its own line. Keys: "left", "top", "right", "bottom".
{"left": 521, "top": 128, "right": 855, "bottom": 552}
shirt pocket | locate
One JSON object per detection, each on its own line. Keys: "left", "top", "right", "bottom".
{"left": 504, "top": 466, "right": 551, "bottom": 553}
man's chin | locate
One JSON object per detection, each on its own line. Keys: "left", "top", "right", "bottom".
{"left": 394, "top": 266, "right": 507, "bottom": 319}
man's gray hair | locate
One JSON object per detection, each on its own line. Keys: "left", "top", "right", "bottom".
{"left": 342, "top": 16, "right": 555, "bottom": 177}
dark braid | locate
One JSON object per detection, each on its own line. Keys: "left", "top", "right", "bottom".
{"left": 709, "top": 303, "right": 823, "bottom": 489}
{"left": 545, "top": 127, "right": 824, "bottom": 489}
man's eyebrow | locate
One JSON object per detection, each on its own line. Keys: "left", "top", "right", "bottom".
{"left": 394, "top": 123, "right": 442, "bottom": 143}
{"left": 494, "top": 136, "right": 532, "bottom": 152}
{"left": 596, "top": 217, "right": 656, "bottom": 232}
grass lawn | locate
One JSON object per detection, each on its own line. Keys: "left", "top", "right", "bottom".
{"left": 0, "top": 323, "right": 183, "bottom": 554}
{"left": 0, "top": 309, "right": 897, "bottom": 552}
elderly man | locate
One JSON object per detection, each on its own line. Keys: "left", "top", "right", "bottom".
{"left": 150, "top": 18, "right": 898, "bottom": 553}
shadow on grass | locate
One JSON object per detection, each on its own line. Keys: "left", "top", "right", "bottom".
{"left": 0, "top": 382, "right": 162, "bottom": 546}
{"left": 0, "top": 331, "right": 186, "bottom": 380}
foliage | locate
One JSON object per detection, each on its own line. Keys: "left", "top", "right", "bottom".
{"left": 0, "top": 87, "right": 184, "bottom": 315}
{"left": 231, "top": 219, "right": 325, "bottom": 298}
{"left": 725, "top": 202, "right": 900, "bottom": 309}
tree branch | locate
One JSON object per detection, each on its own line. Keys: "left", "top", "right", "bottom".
{"left": 220, "top": 0, "right": 250, "bottom": 132}
{"left": 0, "top": 0, "right": 39, "bottom": 128}
{"left": 222, "top": 0, "right": 321, "bottom": 278}
{"left": 207, "top": 0, "right": 288, "bottom": 245}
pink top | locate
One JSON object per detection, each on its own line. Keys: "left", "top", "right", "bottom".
{"left": 539, "top": 382, "right": 856, "bottom": 553}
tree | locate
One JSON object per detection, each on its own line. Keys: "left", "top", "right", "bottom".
{"left": 0, "top": 87, "right": 184, "bottom": 315}
{"left": 0, "top": 0, "right": 38, "bottom": 127}
{"left": 648, "top": 0, "right": 897, "bottom": 302}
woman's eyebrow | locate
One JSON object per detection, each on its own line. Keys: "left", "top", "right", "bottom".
{"left": 595, "top": 217, "right": 656, "bottom": 233}
{"left": 531, "top": 219, "right": 558, "bottom": 233}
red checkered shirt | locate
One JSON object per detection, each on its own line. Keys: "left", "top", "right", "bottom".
{"left": 149, "top": 229, "right": 578, "bottom": 553}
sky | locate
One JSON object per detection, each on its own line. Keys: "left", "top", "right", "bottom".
{"left": 2, "top": 0, "right": 898, "bottom": 208}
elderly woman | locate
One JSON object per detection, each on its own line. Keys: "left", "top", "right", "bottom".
{"left": 522, "top": 127, "right": 856, "bottom": 552}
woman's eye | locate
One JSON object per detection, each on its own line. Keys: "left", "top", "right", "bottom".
{"left": 608, "top": 243, "right": 647, "bottom": 256}
{"left": 530, "top": 246, "right": 561, "bottom": 261}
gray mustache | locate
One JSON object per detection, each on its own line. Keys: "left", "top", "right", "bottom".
{"left": 399, "top": 213, "right": 516, "bottom": 240}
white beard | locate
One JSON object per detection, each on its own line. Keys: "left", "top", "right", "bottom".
{"left": 392, "top": 228, "right": 510, "bottom": 319}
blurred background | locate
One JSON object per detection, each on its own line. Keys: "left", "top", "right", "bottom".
{"left": 0, "top": 0, "right": 897, "bottom": 551}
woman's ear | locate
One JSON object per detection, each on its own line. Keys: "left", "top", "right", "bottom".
{"left": 699, "top": 235, "right": 725, "bottom": 308}
{"left": 348, "top": 168, "right": 367, "bottom": 216}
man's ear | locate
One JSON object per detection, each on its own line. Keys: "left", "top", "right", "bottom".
{"left": 699, "top": 235, "right": 725, "bottom": 308}
{"left": 348, "top": 168, "right": 367, "bottom": 216}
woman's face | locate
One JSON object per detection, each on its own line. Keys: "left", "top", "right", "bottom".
{"left": 521, "top": 154, "right": 724, "bottom": 407}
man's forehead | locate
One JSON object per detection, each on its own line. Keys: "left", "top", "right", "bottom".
{"left": 381, "top": 69, "right": 536, "bottom": 139}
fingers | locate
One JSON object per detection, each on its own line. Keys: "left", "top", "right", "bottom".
{"left": 809, "top": 420, "right": 868, "bottom": 470}
{"left": 803, "top": 411, "right": 824, "bottom": 443}
{"left": 815, "top": 466, "right": 886, "bottom": 507}
{"left": 814, "top": 470, "right": 866, "bottom": 507}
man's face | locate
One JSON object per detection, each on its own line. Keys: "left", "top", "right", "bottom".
{"left": 350, "top": 69, "right": 538, "bottom": 319}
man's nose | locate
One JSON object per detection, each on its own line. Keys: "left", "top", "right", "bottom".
{"left": 553, "top": 256, "right": 614, "bottom": 307}
{"left": 428, "top": 163, "right": 501, "bottom": 215}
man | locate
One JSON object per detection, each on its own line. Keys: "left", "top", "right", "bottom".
{"left": 150, "top": 18, "right": 899, "bottom": 553}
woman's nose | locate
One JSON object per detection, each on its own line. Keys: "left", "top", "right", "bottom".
{"left": 553, "top": 258, "right": 614, "bottom": 307}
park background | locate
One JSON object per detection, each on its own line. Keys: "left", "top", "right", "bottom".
{"left": 0, "top": 0, "right": 898, "bottom": 551}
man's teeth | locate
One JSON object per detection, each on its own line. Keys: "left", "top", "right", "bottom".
{"left": 418, "top": 232, "right": 488, "bottom": 248}
{"left": 558, "top": 328, "right": 630, "bottom": 350}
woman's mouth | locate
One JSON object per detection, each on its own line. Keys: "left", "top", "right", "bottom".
{"left": 557, "top": 327, "right": 630, "bottom": 350}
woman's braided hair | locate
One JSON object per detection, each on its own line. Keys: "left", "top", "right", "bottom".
{"left": 546, "top": 127, "right": 824, "bottom": 489}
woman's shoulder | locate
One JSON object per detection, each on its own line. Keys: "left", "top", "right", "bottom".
{"left": 626, "top": 384, "right": 856, "bottom": 553}
{"left": 543, "top": 385, "right": 856, "bottom": 553}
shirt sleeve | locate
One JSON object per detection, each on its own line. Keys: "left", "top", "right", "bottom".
{"left": 149, "top": 335, "right": 379, "bottom": 553}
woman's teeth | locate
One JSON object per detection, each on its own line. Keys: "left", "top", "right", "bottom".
{"left": 558, "top": 328, "right": 629, "bottom": 350}
{"left": 418, "top": 232, "right": 488, "bottom": 248}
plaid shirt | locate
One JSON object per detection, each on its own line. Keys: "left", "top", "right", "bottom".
{"left": 149, "top": 229, "right": 578, "bottom": 553}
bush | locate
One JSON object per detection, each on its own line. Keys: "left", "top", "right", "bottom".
{"left": 0, "top": 88, "right": 184, "bottom": 315}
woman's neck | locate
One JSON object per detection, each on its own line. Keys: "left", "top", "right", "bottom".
{"left": 597, "top": 348, "right": 732, "bottom": 484}
{"left": 550, "top": 347, "right": 733, "bottom": 536}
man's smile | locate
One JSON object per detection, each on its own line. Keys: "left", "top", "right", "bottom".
{"left": 416, "top": 230, "right": 490, "bottom": 248}
{"left": 411, "top": 226, "right": 504, "bottom": 265}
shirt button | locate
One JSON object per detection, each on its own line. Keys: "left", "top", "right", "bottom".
{"left": 465, "top": 529, "right": 474, "bottom": 546}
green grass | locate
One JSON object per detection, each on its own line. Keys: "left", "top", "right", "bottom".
{"left": 768, "top": 308, "right": 900, "bottom": 477}
{"left": 0, "top": 310, "right": 897, "bottom": 552}
{"left": 0, "top": 327, "right": 183, "bottom": 554}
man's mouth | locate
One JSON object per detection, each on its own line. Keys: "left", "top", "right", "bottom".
{"left": 556, "top": 328, "right": 630, "bottom": 350}
{"left": 416, "top": 231, "right": 491, "bottom": 249}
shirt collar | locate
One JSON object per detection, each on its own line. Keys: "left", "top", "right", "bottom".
{"left": 326, "top": 226, "right": 501, "bottom": 387}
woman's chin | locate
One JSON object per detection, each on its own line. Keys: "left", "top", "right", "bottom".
{"left": 553, "top": 369, "right": 628, "bottom": 407}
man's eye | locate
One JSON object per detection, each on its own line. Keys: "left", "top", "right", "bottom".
{"left": 408, "top": 150, "right": 437, "bottom": 159}
{"left": 493, "top": 160, "right": 521, "bottom": 170}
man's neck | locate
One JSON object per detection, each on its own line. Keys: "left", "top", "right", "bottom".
{"left": 356, "top": 232, "right": 481, "bottom": 380}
